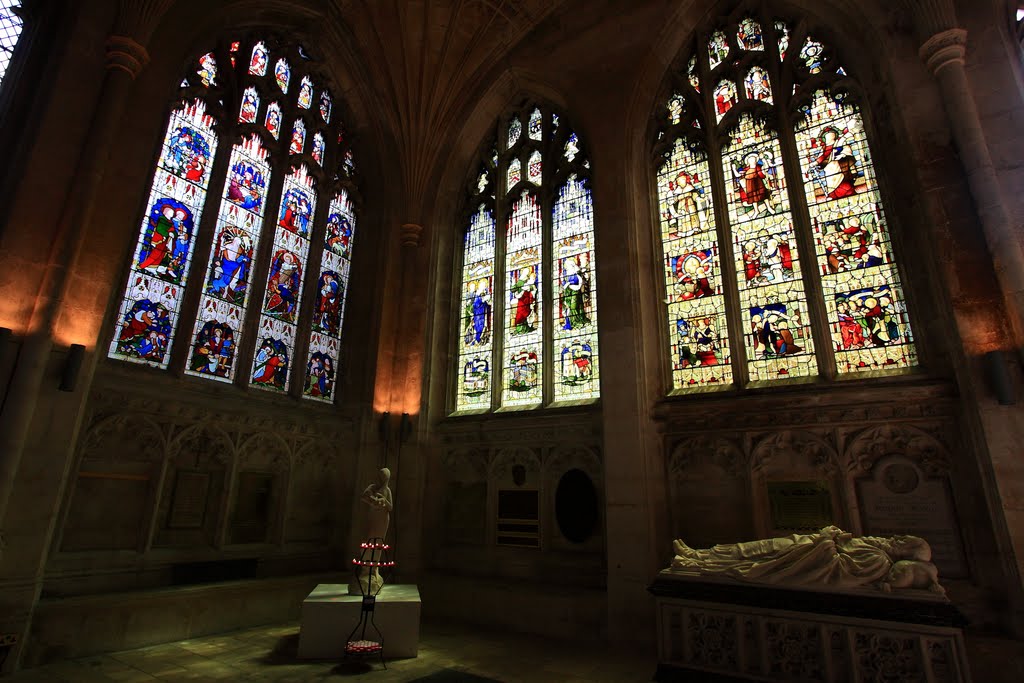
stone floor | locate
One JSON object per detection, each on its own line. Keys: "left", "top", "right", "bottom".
{"left": 4, "top": 620, "right": 658, "bottom": 682}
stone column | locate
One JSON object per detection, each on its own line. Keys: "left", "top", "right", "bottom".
{"left": 0, "top": 2, "right": 170, "bottom": 550}
{"left": 912, "top": 3, "right": 1024, "bottom": 347}
{"left": 391, "top": 223, "right": 425, "bottom": 578}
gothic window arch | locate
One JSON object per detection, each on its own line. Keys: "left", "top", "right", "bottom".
{"left": 656, "top": 7, "right": 918, "bottom": 391}
{"left": 454, "top": 103, "right": 599, "bottom": 412}
{"left": 108, "top": 36, "right": 360, "bottom": 403}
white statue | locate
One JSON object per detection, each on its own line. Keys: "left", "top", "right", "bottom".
{"left": 348, "top": 467, "right": 393, "bottom": 595}
{"left": 669, "top": 525, "right": 945, "bottom": 595}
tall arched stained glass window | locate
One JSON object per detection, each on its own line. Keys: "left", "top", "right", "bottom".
{"left": 110, "top": 101, "right": 218, "bottom": 368}
{"left": 109, "top": 37, "right": 361, "bottom": 404}
{"left": 452, "top": 103, "right": 600, "bottom": 413}
{"left": 0, "top": 2, "right": 24, "bottom": 90}
{"left": 655, "top": 11, "right": 917, "bottom": 392}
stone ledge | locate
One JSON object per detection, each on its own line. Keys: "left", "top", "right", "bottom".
{"left": 24, "top": 572, "right": 339, "bottom": 667}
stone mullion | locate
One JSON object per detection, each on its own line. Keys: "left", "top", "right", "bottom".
{"left": 492, "top": 136, "right": 509, "bottom": 412}
{"left": 169, "top": 121, "right": 238, "bottom": 376}
{"left": 540, "top": 126, "right": 555, "bottom": 407}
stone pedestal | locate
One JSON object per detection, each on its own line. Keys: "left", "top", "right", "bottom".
{"left": 297, "top": 583, "right": 421, "bottom": 659}
{"left": 650, "top": 571, "right": 971, "bottom": 682}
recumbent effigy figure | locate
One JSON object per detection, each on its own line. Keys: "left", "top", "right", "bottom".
{"left": 669, "top": 525, "right": 944, "bottom": 595}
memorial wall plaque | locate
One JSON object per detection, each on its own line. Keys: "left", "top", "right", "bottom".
{"left": 167, "top": 470, "right": 210, "bottom": 529}
{"left": 767, "top": 481, "right": 833, "bottom": 533}
{"left": 856, "top": 456, "right": 968, "bottom": 578}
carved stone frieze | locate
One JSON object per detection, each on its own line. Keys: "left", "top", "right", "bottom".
{"left": 657, "top": 382, "right": 957, "bottom": 437}
{"left": 544, "top": 445, "right": 602, "bottom": 480}
{"left": 750, "top": 430, "right": 839, "bottom": 477}
{"left": 490, "top": 447, "right": 541, "bottom": 480}
{"left": 668, "top": 435, "right": 746, "bottom": 478}
{"left": 167, "top": 423, "right": 234, "bottom": 469}
{"left": 844, "top": 424, "right": 953, "bottom": 478}
{"left": 78, "top": 413, "right": 168, "bottom": 463}
{"left": 440, "top": 447, "right": 489, "bottom": 482}
{"left": 237, "top": 432, "right": 292, "bottom": 472}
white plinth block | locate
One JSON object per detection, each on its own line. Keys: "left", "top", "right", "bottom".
{"left": 297, "top": 583, "right": 421, "bottom": 659}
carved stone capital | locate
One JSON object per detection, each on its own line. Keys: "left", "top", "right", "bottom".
{"left": 400, "top": 223, "right": 423, "bottom": 249}
{"left": 105, "top": 35, "right": 150, "bottom": 79}
{"left": 113, "top": 0, "right": 176, "bottom": 45}
{"left": 919, "top": 29, "right": 967, "bottom": 76}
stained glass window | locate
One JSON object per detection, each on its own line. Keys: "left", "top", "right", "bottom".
{"left": 553, "top": 174, "right": 598, "bottom": 401}
{"left": 110, "top": 100, "right": 218, "bottom": 367}
{"left": 657, "top": 139, "right": 731, "bottom": 388}
{"left": 197, "top": 52, "right": 217, "bottom": 87}
{"left": 656, "top": 12, "right": 917, "bottom": 392}
{"left": 0, "top": 2, "right": 23, "bottom": 91}
{"left": 503, "top": 191, "right": 543, "bottom": 408}
{"left": 508, "top": 117, "right": 522, "bottom": 148}
{"left": 303, "top": 190, "right": 357, "bottom": 401}
{"left": 265, "top": 101, "right": 282, "bottom": 139}
{"left": 795, "top": 90, "right": 916, "bottom": 372}
{"left": 453, "top": 105, "right": 600, "bottom": 412}
{"left": 290, "top": 118, "right": 306, "bottom": 155}
{"left": 311, "top": 131, "right": 325, "bottom": 165}
{"left": 528, "top": 108, "right": 542, "bottom": 140}
{"left": 239, "top": 86, "right": 259, "bottom": 123}
{"left": 319, "top": 91, "right": 332, "bottom": 123}
{"left": 185, "top": 134, "right": 269, "bottom": 382}
{"left": 527, "top": 150, "right": 542, "bottom": 184}
{"left": 274, "top": 58, "right": 290, "bottom": 92}
{"left": 298, "top": 76, "right": 314, "bottom": 109}
{"left": 725, "top": 115, "right": 816, "bottom": 381}
{"left": 251, "top": 165, "right": 317, "bottom": 392}
{"left": 456, "top": 206, "right": 496, "bottom": 409}
{"left": 110, "top": 39, "right": 361, "bottom": 404}
{"left": 249, "top": 41, "right": 269, "bottom": 76}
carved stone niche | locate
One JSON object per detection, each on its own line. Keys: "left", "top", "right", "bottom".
{"left": 848, "top": 425, "right": 967, "bottom": 579}
{"left": 285, "top": 442, "right": 338, "bottom": 545}
{"left": 490, "top": 447, "right": 542, "bottom": 548}
{"left": 750, "top": 430, "right": 843, "bottom": 538}
{"left": 153, "top": 423, "right": 233, "bottom": 549}
{"left": 439, "top": 448, "right": 489, "bottom": 546}
{"left": 60, "top": 414, "right": 166, "bottom": 553}
{"left": 668, "top": 436, "right": 753, "bottom": 548}
{"left": 544, "top": 446, "right": 603, "bottom": 552}
{"left": 229, "top": 433, "right": 291, "bottom": 545}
